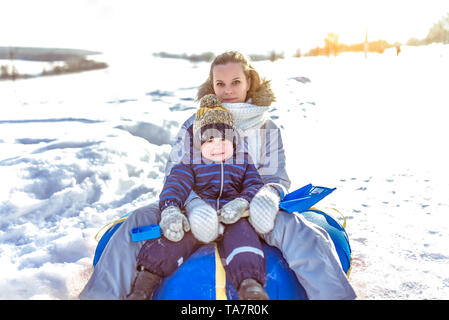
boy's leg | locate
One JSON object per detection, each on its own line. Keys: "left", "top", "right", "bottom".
{"left": 217, "top": 219, "right": 266, "bottom": 289}
{"left": 137, "top": 231, "right": 202, "bottom": 277}
{"left": 126, "top": 231, "right": 202, "bottom": 300}
{"left": 79, "top": 202, "right": 160, "bottom": 300}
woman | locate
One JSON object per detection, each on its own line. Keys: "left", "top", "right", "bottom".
{"left": 80, "top": 51, "right": 356, "bottom": 300}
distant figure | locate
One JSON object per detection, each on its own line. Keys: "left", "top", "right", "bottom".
{"left": 396, "top": 45, "right": 401, "bottom": 56}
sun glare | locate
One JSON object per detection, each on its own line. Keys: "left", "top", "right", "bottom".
{"left": 0, "top": 0, "right": 448, "bottom": 55}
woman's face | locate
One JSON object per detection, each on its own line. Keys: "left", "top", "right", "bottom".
{"left": 212, "top": 62, "right": 251, "bottom": 103}
{"left": 200, "top": 137, "right": 233, "bottom": 162}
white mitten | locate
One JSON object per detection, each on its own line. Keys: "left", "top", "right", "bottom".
{"left": 249, "top": 185, "right": 281, "bottom": 234}
{"left": 185, "top": 198, "right": 219, "bottom": 243}
{"left": 218, "top": 198, "right": 249, "bottom": 224}
{"left": 159, "top": 206, "right": 190, "bottom": 242}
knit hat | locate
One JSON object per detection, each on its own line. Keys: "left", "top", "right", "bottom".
{"left": 193, "top": 94, "right": 235, "bottom": 147}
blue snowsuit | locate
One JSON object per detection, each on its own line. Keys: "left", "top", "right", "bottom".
{"left": 137, "top": 150, "right": 266, "bottom": 289}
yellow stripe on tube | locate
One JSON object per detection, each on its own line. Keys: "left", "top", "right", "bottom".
{"left": 215, "top": 244, "right": 228, "bottom": 300}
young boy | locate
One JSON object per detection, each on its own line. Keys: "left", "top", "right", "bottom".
{"left": 127, "top": 94, "right": 269, "bottom": 300}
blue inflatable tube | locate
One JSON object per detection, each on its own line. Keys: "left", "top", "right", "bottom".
{"left": 93, "top": 208, "right": 351, "bottom": 300}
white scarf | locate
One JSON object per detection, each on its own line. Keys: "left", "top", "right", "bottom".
{"left": 222, "top": 102, "right": 269, "bottom": 133}
{"left": 222, "top": 102, "right": 270, "bottom": 166}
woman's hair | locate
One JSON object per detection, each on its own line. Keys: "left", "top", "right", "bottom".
{"left": 197, "top": 51, "right": 262, "bottom": 102}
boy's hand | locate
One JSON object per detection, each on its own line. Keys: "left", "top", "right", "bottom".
{"left": 218, "top": 198, "right": 249, "bottom": 224}
{"left": 159, "top": 206, "right": 190, "bottom": 242}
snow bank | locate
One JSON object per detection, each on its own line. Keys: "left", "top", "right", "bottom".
{"left": 0, "top": 119, "right": 174, "bottom": 298}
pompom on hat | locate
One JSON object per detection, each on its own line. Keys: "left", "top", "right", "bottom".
{"left": 193, "top": 94, "right": 235, "bottom": 147}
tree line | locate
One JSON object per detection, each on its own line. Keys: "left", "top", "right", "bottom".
{"left": 407, "top": 12, "right": 449, "bottom": 46}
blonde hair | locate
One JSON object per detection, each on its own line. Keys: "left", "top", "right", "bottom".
{"left": 196, "top": 51, "right": 263, "bottom": 102}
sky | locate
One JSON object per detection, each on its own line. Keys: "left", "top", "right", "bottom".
{"left": 1, "top": 0, "right": 449, "bottom": 56}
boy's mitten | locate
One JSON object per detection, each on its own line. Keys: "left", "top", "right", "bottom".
{"left": 218, "top": 198, "right": 249, "bottom": 224}
{"left": 185, "top": 198, "right": 219, "bottom": 243}
{"left": 249, "top": 185, "right": 280, "bottom": 234}
{"left": 159, "top": 206, "right": 190, "bottom": 242}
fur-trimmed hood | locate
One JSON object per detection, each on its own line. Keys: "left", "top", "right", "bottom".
{"left": 248, "top": 78, "right": 276, "bottom": 107}
{"left": 197, "top": 78, "right": 276, "bottom": 107}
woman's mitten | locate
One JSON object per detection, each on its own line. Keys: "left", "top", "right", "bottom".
{"left": 249, "top": 185, "right": 280, "bottom": 234}
{"left": 218, "top": 198, "right": 249, "bottom": 224}
{"left": 159, "top": 206, "right": 190, "bottom": 242}
{"left": 185, "top": 198, "right": 219, "bottom": 243}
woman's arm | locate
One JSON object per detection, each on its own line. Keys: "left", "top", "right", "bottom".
{"left": 164, "top": 114, "right": 196, "bottom": 178}
{"left": 163, "top": 114, "right": 202, "bottom": 206}
{"left": 257, "top": 120, "right": 291, "bottom": 199}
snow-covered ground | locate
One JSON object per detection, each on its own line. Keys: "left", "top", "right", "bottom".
{"left": 1, "top": 45, "right": 449, "bottom": 299}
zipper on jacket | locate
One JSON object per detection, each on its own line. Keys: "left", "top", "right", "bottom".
{"left": 216, "top": 161, "right": 224, "bottom": 210}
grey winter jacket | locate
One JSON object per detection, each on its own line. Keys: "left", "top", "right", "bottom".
{"left": 80, "top": 85, "right": 356, "bottom": 300}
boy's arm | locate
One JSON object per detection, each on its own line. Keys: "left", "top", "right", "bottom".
{"left": 158, "top": 162, "right": 194, "bottom": 242}
{"left": 159, "top": 162, "right": 195, "bottom": 212}
{"left": 239, "top": 162, "right": 265, "bottom": 203}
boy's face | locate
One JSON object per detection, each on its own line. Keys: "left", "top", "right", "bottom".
{"left": 200, "top": 138, "right": 233, "bottom": 162}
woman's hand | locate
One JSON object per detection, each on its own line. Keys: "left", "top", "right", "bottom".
{"left": 249, "top": 185, "right": 281, "bottom": 234}
{"left": 185, "top": 198, "right": 219, "bottom": 243}
{"left": 218, "top": 198, "right": 249, "bottom": 224}
{"left": 159, "top": 206, "right": 190, "bottom": 242}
